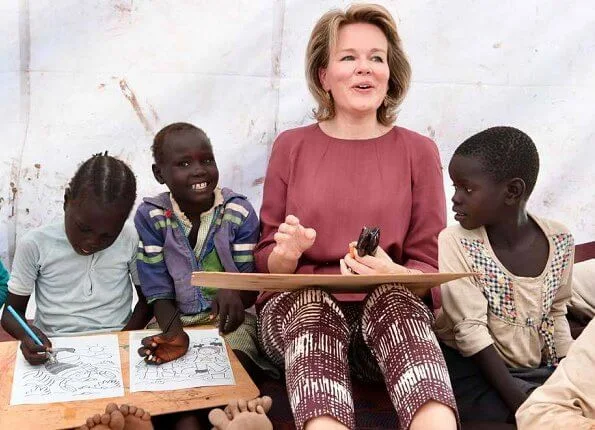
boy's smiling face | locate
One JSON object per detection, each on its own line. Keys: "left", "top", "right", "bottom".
{"left": 152, "top": 130, "right": 219, "bottom": 215}
{"left": 448, "top": 154, "right": 508, "bottom": 230}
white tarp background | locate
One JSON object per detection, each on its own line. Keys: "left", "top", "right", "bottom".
{"left": 2, "top": 0, "right": 594, "bottom": 270}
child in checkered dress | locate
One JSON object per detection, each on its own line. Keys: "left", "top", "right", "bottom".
{"left": 434, "top": 127, "right": 575, "bottom": 424}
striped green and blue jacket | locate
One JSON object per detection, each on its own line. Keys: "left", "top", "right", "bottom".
{"left": 134, "top": 188, "right": 259, "bottom": 314}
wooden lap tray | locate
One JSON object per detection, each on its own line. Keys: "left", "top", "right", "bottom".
{"left": 192, "top": 272, "right": 474, "bottom": 293}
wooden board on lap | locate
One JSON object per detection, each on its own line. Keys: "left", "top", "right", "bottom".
{"left": 191, "top": 271, "right": 474, "bottom": 293}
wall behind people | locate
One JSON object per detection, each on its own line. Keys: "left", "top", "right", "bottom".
{"left": 2, "top": 0, "right": 594, "bottom": 268}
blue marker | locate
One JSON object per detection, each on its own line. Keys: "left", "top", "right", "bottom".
{"left": 6, "top": 305, "right": 52, "bottom": 360}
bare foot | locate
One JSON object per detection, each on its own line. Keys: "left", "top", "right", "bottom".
{"left": 209, "top": 396, "right": 273, "bottom": 430}
{"left": 80, "top": 403, "right": 125, "bottom": 430}
{"left": 119, "top": 404, "right": 154, "bottom": 430}
{"left": 223, "top": 396, "right": 273, "bottom": 418}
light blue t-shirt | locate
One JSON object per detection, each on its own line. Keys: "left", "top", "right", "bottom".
{"left": 8, "top": 222, "right": 139, "bottom": 337}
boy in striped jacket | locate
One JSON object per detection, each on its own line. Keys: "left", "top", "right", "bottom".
{"left": 135, "top": 123, "right": 260, "bottom": 366}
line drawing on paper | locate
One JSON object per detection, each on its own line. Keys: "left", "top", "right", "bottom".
{"left": 130, "top": 329, "right": 235, "bottom": 392}
{"left": 11, "top": 334, "right": 124, "bottom": 405}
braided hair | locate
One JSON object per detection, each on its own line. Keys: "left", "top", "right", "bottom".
{"left": 67, "top": 152, "right": 137, "bottom": 214}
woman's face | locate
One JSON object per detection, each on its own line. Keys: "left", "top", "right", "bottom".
{"left": 319, "top": 23, "right": 390, "bottom": 119}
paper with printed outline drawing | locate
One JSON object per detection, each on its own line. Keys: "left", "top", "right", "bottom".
{"left": 129, "top": 329, "right": 235, "bottom": 392}
{"left": 10, "top": 334, "right": 124, "bottom": 405}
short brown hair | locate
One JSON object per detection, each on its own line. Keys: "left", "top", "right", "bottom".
{"left": 305, "top": 4, "right": 411, "bottom": 126}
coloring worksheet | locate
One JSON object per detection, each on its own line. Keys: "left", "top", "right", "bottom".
{"left": 10, "top": 334, "right": 124, "bottom": 405}
{"left": 129, "top": 329, "right": 235, "bottom": 392}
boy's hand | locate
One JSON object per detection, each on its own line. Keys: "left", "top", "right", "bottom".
{"left": 211, "top": 289, "right": 245, "bottom": 334}
{"left": 138, "top": 331, "right": 189, "bottom": 365}
{"left": 272, "top": 215, "right": 316, "bottom": 261}
{"left": 21, "top": 326, "right": 52, "bottom": 365}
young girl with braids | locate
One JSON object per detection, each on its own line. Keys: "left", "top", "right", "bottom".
{"left": 0, "top": 153, "right": 152, "bottom": 365}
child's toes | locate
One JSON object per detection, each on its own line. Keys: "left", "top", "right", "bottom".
{"left": 105, "top": 403, "right": 119, "bottom": 414}
{"left": 208, "top": 408, "right": 231, "bottom": 429}
{"left": 127, "top": 405, "right": 138, "bottom": 415}
{"left": 237, "top": 399, "right": 248, "bottom": 413}
{"left": 134, "top": 407, "right": 147, "bottom": 418}
{"left": 223, "top": 404, "right": 233, "bottom": 420}
{"left": 247, "top": 398, "right": 258, "bottom": 412}
{"left": 260, "top": 396, "right": 273, "bottom": 413}
{"left": 108, "top": 409, "right": 125, "bottom": 430}
{"left": 119, "top": 404, "right": 129, "bottom": 416}
{"left": 226, "top": 400, "right": 240, "bottom": 418}
{"left": 93, "top": 414, "right": 103, "bottom": 425}
{"left": 100, "top": 413, "right": 111, "bottom": 425}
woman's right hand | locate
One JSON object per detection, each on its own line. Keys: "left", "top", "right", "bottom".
{"left": 21, "top": 326, "right": 52, "bottom": 365}
{"left": 272, "top": 215, "right": 316, "bottom": 261}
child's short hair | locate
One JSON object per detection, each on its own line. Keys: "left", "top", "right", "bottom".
{"left": 454, "top": 126, "right": 540, "bottom": 196}
{"left": 67, "top": 152, "right": 136, "bottom": 213}
{"left": 152, "top": 122, "right": 212, "bottom": 165}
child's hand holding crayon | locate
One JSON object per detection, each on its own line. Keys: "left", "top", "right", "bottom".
{"left": 21, "top": 325, "right": 53, "bottom": 365}
{"left": 6, "top": 305, "right": 53, "bottom": 365}
{"left": 138, "top": 331, "right": 190, "bottom": 365}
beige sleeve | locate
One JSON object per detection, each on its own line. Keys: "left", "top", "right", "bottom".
{"left": 516, "top": 320, "right": 595, "bottom": 430}
{"left": 552, "top": 243, "right": 575, "bottom": 358}
{"left": 438, "top": 229, "right": 493, "bottom": 356}
{"left": 569, "top": 259, "right": 595, "bottom": 322}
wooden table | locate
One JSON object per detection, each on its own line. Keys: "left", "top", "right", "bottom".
{"left": 0, "top": 328, "right": 259, "bottom": 429}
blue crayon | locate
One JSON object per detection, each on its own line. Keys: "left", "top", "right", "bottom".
{"left": 6, "top": 305, "right": 44, "bottom": 346}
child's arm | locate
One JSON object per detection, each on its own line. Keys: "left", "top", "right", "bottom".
{"left": 134, "top": 206, "right": 188, "bottom": 362}
{"left": 138, "top": 299, "right": 189, "bottom": 365}
{"left": 473, "top": 345, "right": 528, "bottom": 412}
{"left": 121, "top": 237, "right": 153, "bottom": 331}
{"left": 550, "top": 234, "right": 575, "bottom": 359}
{"left": 134, "top": 206, "right": 180, "bottom": 325}
{"left": 211, "top": 199, "right": 260, "bottom": 333}
{"left": 516, "top": 320, "right": 595, "bottom": 430}
{"left": 438, "top": 229, "right": 527, "bottom": 413}
{"left": 227, "top": 200, "right": 260, "bottom": 307}
{"left": 122, "top": 285, "right": 153, "bottom": 331}
{"left": 0, "top": 236, "right": 52, "bottom": 364}
{"left": 1, "top": 293, "right": 52, "bottom": 364}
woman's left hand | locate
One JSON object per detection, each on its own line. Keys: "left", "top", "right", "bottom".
{"left": 340, "top": 242, "right": 419, "bottom": 275}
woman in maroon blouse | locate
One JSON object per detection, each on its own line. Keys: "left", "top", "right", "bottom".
{"left": 254, "top": 4, "right": 458, "bottom": 430}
